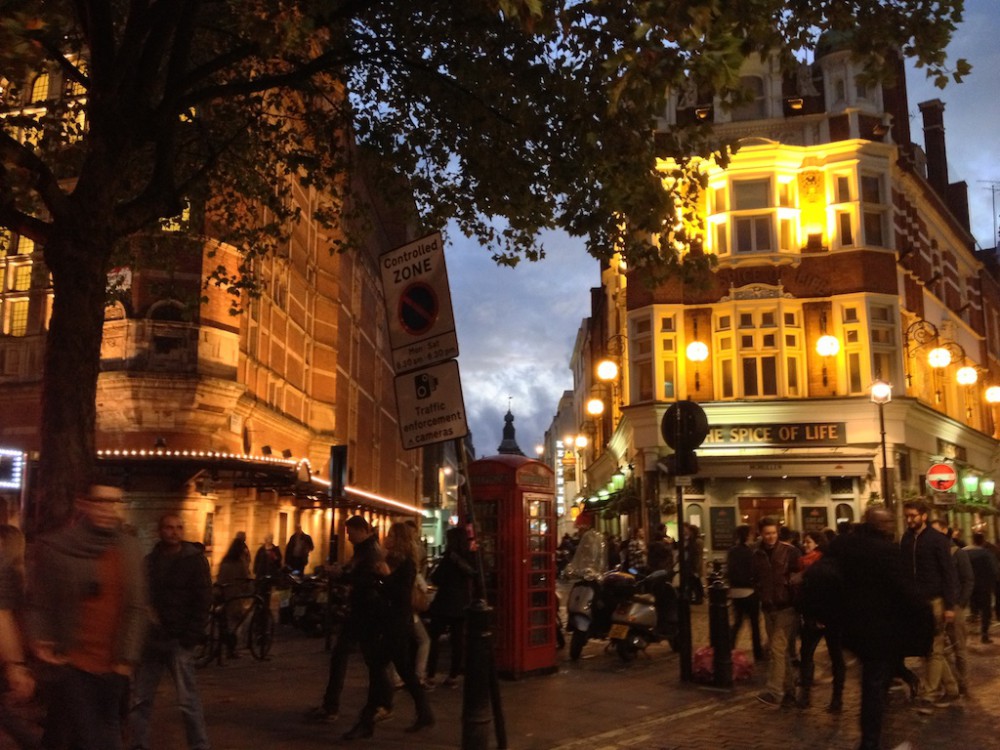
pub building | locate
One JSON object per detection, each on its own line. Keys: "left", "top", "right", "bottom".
{"left": 553, "top": 37, "right": 1000, "bottom": 559}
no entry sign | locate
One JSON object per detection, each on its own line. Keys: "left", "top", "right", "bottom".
{"left": 926, "top": 462, "right": 957, "bottom": 492}
{"left": 380, "top": 232, "right": 459, "bottom": 373}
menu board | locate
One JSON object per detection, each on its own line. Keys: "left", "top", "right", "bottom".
{"left": 801, "top": 505, "right": 830, "bottom": 535}
{"left": 709, "top": 506, "right": 737, "bottom": 551}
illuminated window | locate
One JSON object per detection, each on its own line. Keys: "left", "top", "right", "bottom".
{"left": 6, "top": 299, "right": 29, "bottom": 336}
{"left": 14, "top": 236, "right": 34, "bottom": 256}
{"left": 30, "top": 72, "right": 50, "bottom": 102}
{"left": 732, "top": 179, "right": 773, "bottom": 253}
{"left": 11, "top": 265, "right": 31, "bottom": 291}
{"left": 0, "top": 229, "right": 10, "bottom": 256}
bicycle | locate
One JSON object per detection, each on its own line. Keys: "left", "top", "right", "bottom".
{"left": 194, "top": 578, "right": 275, "bottom": 667}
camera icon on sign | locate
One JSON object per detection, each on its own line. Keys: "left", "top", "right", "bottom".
{"left": 415, "top": 373, "right": 439, "bottom": 400}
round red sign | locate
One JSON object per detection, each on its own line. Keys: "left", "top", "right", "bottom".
{"left": 926, "top": 462, "right": 957, "bottom": 492}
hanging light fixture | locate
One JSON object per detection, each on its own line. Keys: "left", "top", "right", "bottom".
{"left": 956, "top": 366, "right": 978, "bottom": 386}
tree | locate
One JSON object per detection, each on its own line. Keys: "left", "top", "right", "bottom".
{"left": 0, "top": 0, "right": 968, "bottom": 528}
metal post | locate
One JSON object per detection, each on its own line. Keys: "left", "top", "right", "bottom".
{"left": 676, "top": 482, "right": 692, "bottom": 682}
{"left": 878, "top": 401, "right": 891, "bottom": 511}
{"left": 708, "top": 564, "right": 732, "bottom": 689}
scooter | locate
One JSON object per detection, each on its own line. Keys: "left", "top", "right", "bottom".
{"left": 608, "top": 568, "right": 680, "bottom": 660}
{"left": 566, "top": 569, "right": 639, "bottom": 660}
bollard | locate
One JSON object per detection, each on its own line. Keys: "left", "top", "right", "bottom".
{"left": 709, "top": 578, "right": 733, "bottom": 688}
{"left": 462, "top": 600, "right": 494, "bottom": 750}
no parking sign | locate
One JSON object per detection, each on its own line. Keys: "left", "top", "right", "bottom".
{"left": 380, "top": 232, "right": 459, "bottom": 373}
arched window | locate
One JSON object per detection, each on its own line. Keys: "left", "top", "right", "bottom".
{"left": 30, "top": 72, "right": 50, "bottom": 102}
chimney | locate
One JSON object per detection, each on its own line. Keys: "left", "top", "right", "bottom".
{"left": 883, "top": 50, "right": 911, "bottom": 146}
{"left": 919, "top": 99, "right": 949, "bottom": 200}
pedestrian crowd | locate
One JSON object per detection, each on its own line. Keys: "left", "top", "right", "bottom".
{"left": 723, "top": 502, "right": 1000, "bottom": 750}
{"left": 0, "top": 480, "right": 471, "bottom": 749}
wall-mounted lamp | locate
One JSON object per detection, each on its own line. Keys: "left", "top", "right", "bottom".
{"left": 980, "top": 477, "right": 996, "bottom": 497}
{"left": 904, "top": 318, "right": 939, "bottom": 386}
{"left": 281, "top": 448, "right": 293, "bottom": 459}
{"left": 694, "top": 106, "right": 712, "bottom": 121}
{"left": 787, "top": 97, "right": 804, "bottom": 111}
{"left": 611, "top": 468, "right": 626, "bottom": 492}
{"left": 261, "top": 445, "right": 272, "bottom": 456}
{"left": 962, "top": 473, "right": 980, "bottom": 496}
{"left": 586, "top": 397, "right": 606, "bottom": 416}
{"left": 986, "top": 386, "right": 1000, "bottom": 404}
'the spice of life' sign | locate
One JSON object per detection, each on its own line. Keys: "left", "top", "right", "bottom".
{"left": 702, "top": 423, "right": 846, "bottom": 447}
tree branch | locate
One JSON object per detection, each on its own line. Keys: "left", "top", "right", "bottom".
{"left": 0, "top": 131, "right": 72, "bottom": 226}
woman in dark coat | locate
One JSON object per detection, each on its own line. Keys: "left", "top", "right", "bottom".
{"left": 344, "top": 522, "right": 433, "bottom": 739}
{"left": 425, "top": 527, "right": 474, "bottom": 687}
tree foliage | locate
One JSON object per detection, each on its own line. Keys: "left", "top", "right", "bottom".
{"left": 0, "top": 0, "right": 969, "bottom": 526}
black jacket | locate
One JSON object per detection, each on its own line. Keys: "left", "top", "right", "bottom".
{"left": 899, "top": 526, "right": 958, "bottom": 609}
{"left": 146, "top": 541, "right": 212, "bottom": 648}
{"left": 429, "top": 551, "right": 473, "bottom": 619}
{"left": 815, "top": 525, "right": 933, "bottom": 660}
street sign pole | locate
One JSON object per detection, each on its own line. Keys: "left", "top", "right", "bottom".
{"left": 660, "top": 399, "right": 709, "bottom": 684}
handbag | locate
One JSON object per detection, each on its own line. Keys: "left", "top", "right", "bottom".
{"left": 412, "top": 573, "right": 430, "bottom": 613}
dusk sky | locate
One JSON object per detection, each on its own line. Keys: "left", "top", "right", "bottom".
{"left": 446, "top": 0, "right": 1000, "bottom": 458}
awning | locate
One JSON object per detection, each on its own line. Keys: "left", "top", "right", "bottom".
{"left": 690, "top": 454, "right": 873, "bottom": 479}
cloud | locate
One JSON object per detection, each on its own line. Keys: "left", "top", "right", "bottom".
{"left": 447, "top": 225, "right": 593, "bottom": 456}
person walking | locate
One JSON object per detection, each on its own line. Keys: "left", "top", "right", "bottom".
{"left": 900, "top": 500, "right": 959, "bottom": 705}
{"left": 726, "top": 524, "right": 763, "bottom": 661}
{"left": 305, "top": 515, "right": 389, "bottom": 727}
{"left": 802, "top": 507, "right": 933, "bottom": 750}
{"left": 424, "top": 527, "right": 474, "bottom": 689}
{"left": 285, "top": 525, "right": 314, "bottom": 574}
{"left": 27, "top": 483, "right": 148, "bottom": 750}
{"left": 0, "top": 524, "right": 36, "bottom": 749}
{"left": 345, "top": 522, "right": 433, "bottom": 739}
{"left": 129, "top": 514, "right": 213, "bottom": 750}
{"left": 966, "top": 531, "right": 999, "bottom": 643}
{"left": 751, "top": 517, "right": 801, "bottom": 707}
{"left": 216, "top": 538, "right": 253, "bottom": 658}
{"left": 794, "top": 531, "right": 846, "bottom": 711}
{"left": 931, "top": 519, "right": 973, "bottom": 696}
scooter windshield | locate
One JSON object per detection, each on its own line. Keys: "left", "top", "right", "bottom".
{"left": 563, "top": 529, "right": 608, "bottom": 580}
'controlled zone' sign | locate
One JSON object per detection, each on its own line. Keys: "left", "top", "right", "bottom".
{"left": 380, "top": 232, "right": 458, "bottom": 374}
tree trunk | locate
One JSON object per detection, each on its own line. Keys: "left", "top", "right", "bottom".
{"left": 30, "top": 225, "right": 113, "bottom": 533}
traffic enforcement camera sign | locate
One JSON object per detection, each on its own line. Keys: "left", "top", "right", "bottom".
{"left": 926, "top": 462, "right": 957, "bottom": 492}
{"left": 380, "top": 232, "right": 459, "bottom": 374}
{"left": 394, "top": 360, "right": 469, "bottom": 450}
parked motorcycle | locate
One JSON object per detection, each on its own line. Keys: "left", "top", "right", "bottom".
{"left": 608, "top": 568, "right": 680, "bottom": 660}
{"left": 566, "top": 569, "right": 638, "bottom": 660}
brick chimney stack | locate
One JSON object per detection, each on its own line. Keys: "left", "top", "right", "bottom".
{"left": 919, "top": 99, "right": 949, "bottom": 200}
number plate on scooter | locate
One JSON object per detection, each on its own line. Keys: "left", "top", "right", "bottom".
{"left": 608, "top": 623, "right": 629, "bottom": 640}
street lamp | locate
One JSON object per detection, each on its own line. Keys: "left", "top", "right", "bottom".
{"left": 870, "top": 380, "right": 893, "bottom": 509}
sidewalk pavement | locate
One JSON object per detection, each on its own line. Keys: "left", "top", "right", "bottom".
{"left": 5, "top": 609, "right": 999, "bottom": 749}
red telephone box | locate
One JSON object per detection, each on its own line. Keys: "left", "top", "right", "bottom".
{"left": 468, "top": 453, "right": 557, "bottom": 679}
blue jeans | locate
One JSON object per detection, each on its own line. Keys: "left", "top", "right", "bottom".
{"left": 129, "top": 641, "right": 210, "bottom": 750}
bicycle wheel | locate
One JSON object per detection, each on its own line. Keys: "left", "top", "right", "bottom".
{"left": 248, "top": 605, "right": 275, "bottom": 660}
{"left": 194, "top": 614, "right": 220, "bottom": 668}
